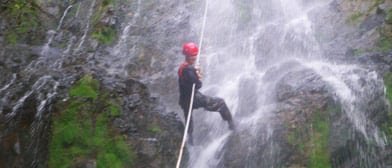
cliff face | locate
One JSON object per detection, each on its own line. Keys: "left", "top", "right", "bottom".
{"left": 0, "top": 0, "right": 392, "bottom": 167}
{"left": 0, "top": 0, "right": 189, "bottom": 167}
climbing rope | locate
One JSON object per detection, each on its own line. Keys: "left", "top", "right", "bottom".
{"left": 175, "top": 0, "right": 209, "bottom": 167}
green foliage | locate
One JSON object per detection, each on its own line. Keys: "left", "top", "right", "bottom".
{"left": 69, "top": 75, "right": 99, "bottom": 100}
{"left": 376, "top": 36, "right": 392, "bottom": 52}
{"left": 148, "top": 123, "right": 162, "bottom": 134}
{"left": 90, "top": 0, "right": 117, "bottom": 45}
{"left": 92, "top": 25, "right": 117, "bottom": 45}
{"left": 383, "top": 73, "right": 392, "bottom": 141}
{"left": 385, "top": 73, "right": 392, "bottom": 102}
{"left": 347, "top": 12, "right": 364, "bottom": 25}
{"left": 285, "top": 110, "right": 331, "bottom": 168}
{"left": 49, "top": 75, "right": 134, "bottom": 168}
{"left": 109, "top": 102, "right": 122, "bottom": 117}
{"left": 386, "top": 9, "right": 392, "bottom": 24}
{"left": 2, "top": 0, "right": 41, "bottom": 44}
{"left": 102, "top": 0, "right": 115, "bottom": 7}
{"left": 352, "top": 48, "right": 365, "bottom": 56}
{"left": 309, "top": 112, "right": 331, "bottom": 168}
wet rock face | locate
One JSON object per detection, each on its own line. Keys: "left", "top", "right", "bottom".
{"left": 0, "top": 0, "right": 189, "bottom": 167}
{"left": 220, "top": 68, "right": 332, "bottom": 167}
{"left": 108, "top": 78, "right": 183, "bottom": 168}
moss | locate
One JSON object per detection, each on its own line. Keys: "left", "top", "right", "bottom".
{"left": 347, "top": 12, "right": 364, "bottom": 25}
{"left": 90, "top": 0, "right": 117, "bottom": 45}
{"left": 286, "top": 110, "right": 331, "bottom": 168}
{"left": 382, "top": 73, "right": 392, "bottom": 141}
{"left": 109, "top": 102, "right": 121, "bottom": 117}
{"left": 376, "top": 36, "right": 392, "bottom": 52}
{"left": 352, "top": 48, "right": 365, "bottom": 56}
{"left": 2, "top": 0, "right": 42, "bottom": 44}
{"left": 49, "top": 75, "right": 134, "bottom": 168}
{"left": 386, "top": 9, "right": 392, "bottom": 24}
{"left": 92, "top": 25, "right": 117, "bottom": 45}
{"left": 147, "top": 123, "right": 162, "bottom": 134}
{"left": 368, "top": 0, "right": 385, "bottom": 13}
{"left": 308, "top": 111, "right": 331, "bottom": 168}
{"left": 69, "top": 75, "right": 99, "bottom": 100}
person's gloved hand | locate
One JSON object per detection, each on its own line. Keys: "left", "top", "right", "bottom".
{"left": 195, "top": 65, "right": 203, "bottom": 80}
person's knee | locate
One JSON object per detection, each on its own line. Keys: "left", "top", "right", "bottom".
{"left": 215, "top": 97, "right": 225, "bottom": 105}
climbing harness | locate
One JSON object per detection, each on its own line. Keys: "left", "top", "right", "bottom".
{"left": 175, "top": 0, "right": 209, "bottom": 167}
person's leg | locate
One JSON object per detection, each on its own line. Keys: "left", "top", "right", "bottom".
{"left": 181, "top": 104, "right": 194, "bottom": 144}
{"left": 194, "top": 92, "right": 235, "bottom": 130}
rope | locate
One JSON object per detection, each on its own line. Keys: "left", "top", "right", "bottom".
{"left": 175, "top": 0, "right": 209, "bottom": 167}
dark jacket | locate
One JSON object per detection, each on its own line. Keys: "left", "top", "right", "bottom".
{"left": 178, "top": 62, "right": 202, "bottom": 108}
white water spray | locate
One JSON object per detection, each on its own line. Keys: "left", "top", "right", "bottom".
{"left": 76, "top": 0, "right": 96, "bottom": 52}
{"left": 57, "top": 5, "right": 73, "bottom": 31}
{"left": 187, "top": 0, "right": 386, "bottom": 167}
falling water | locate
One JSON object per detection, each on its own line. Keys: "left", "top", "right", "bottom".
{"left": 0, "top": 4, "right": 74, "bottom": 166}
{"left": 29, "top": 5, "right": 74, "bottom": 70}
{"left": 76, "top": 0, "right": 96, "bottom": 52}
{"left": 57, "top": 5, "right": 73, "bottom": 31}
{"left": 186, "top": 0, "right": 387, "bottom": 167}
{"left": 104, "top": 0, "right": 142, "bottom": 77}
{"left": 301, "top": 60, "right": 387, "bottom": 147}
{"left": 0, "top": 74, "right": 16, "bottom": 94}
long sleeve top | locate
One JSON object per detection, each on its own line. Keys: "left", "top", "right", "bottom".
{"left": 178, "top": 62, "right": 202, "bottom": 107}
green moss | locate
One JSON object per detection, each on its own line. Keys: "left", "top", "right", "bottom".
{"left": 147, "top": 123, "right": 162, "bottom": 134}
{"left": 69, "top": 75, "right": 99, "bottom": 100}
{"left": 2, "top": 0, "right": 41, "bottom": 44}
{"left": 49, "top": 75, "right": 134, "bottom": 168}
{"left": 376, "top": 36, "right": 392, "bottom": 52}
{"left": 309, "top": 112, "right": 331, "bottom": 168}
{"left": 90, "top": 0, "right": 117, "bottom": 45}
{"left": 347, "top": 12, "right": 364, "bottom": 25}
{"left": 109, "top": 102, "right": 121, "bottom": 117}
{"left": 386, "top": 9, "right": 392, "bottom": 24}
{"left": 92, "top": 25, "right": 117, "bottom": 45}
{"left": 285, "top": 110, "right": 331, "bottom": 168}
{"left": 352, "top": 48, "right": 365, "bottom": 56}
{"left": 385, "top": 73, "right": 392, "bottom": 102}
{"left": 382, "top": 73, "right": 392, "bottom": 140}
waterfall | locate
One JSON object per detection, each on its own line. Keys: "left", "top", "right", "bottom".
{"left": 57, "top": 5, "right": 73, "bottom": 31}
{"left": 107, "top": 0, "right": 142, "bottom": 77}
{"left": 75, "top": 0, "right": 96, "bottom": 52}
{"left": 186, "top": 0, "right": 387, "bottom": 167}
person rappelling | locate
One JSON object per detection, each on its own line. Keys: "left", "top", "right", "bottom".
{"left": 177, "top": 42, "right": 235, "bottom": 144}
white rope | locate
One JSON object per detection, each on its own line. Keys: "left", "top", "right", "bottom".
{"left": 176, "top": 0, "right": 209, "bottom": 167}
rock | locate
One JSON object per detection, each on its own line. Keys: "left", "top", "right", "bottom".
{"left": 359, "top": 10, "right": 385, "bottom": 33}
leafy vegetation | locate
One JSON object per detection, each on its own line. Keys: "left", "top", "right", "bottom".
{"left": 91, "top": 0, "right": 117, "bottom": 45}
{"left": 376, "top": 36, "right": 392, "bottom": 52}
{"left": 308, "top": 111, "right": 331, "bottom": 168}
{"left": 49, "top": 75, "right": 134, "bottom": 168}
{"left": 386, "top": 9, "right": 392, "bottom": 24}
{"left": 382, "top": 73, "right": 392, "bottom": 141}
{"left": 147, "top": 123, "right": 162, "bottom": 134}
{"left": 286, "top": 110, "right": 331, "bottom": 168}
{"left": 347, "top": 12, "right": 364, "bottom": 25}
{"left": 1, "top": 0, "right": 42, "bottom": 44}
{"left": 92, "top": 26, "right": 117, "bottom": 45}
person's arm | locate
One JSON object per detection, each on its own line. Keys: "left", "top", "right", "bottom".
{"left": 183, "top": 67, "right": 202, "bottom": 89}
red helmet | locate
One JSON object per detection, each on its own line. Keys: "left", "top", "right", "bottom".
{"left": 182, "top": 42, "right": 198, "bottom": 57}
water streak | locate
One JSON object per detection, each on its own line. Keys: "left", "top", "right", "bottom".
{"left": 76, "top": 0, "right": 97, "bottom": 52}
{"left": 0, "top": 74, "right": 16, "bottom": 94}
{"left": 57, "top": 5, "right": 73, "bottom": 31}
